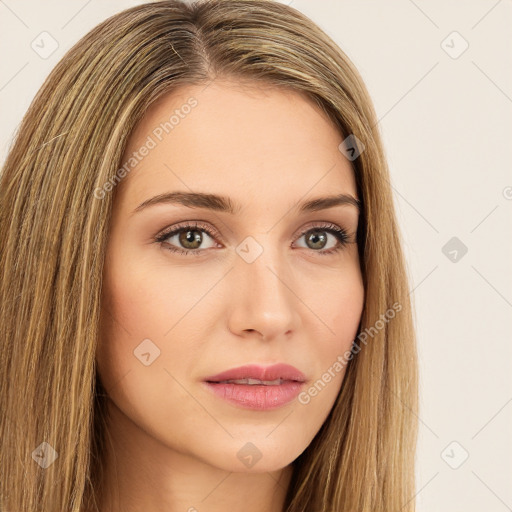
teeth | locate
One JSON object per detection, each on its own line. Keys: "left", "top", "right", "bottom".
{"left": 219, "top": 378, "right": 283, "bottom": 385}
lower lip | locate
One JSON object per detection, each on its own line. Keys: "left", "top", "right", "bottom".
{"left": 203, "top": 381, "right": 304, "bottom": 410}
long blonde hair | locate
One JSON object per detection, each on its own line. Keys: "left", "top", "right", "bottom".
{"left": 0, "top": 1, "right": 418, "bottom": 510}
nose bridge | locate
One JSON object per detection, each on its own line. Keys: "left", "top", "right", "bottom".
{"left": 228, "top": 234, "right": 300, "bottom": 338}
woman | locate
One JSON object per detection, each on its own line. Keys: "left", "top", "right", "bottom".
{"left": 0, "top": 1, "right": 418, "bottom": 510}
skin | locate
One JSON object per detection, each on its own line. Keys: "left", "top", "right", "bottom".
{"left": 96, "top": 79, "right": 365, "bottom": 512}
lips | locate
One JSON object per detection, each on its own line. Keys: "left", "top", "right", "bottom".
{"left": 203, "top": 364, "right": 307, "bottom": 410}
{"left": 204, "top": 363, "right": 306, "bottom": 384}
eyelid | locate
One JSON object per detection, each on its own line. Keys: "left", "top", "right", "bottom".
{"left": 155, "top": 220, "right": 223, "bottom": 244}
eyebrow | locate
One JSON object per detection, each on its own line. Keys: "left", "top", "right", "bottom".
{"left": 132, "top": 191, "right": 361, "bottom": 215}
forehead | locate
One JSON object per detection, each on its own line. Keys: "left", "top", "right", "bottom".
{"left": 117, "top": 80, "right": 357, "bottom": 209}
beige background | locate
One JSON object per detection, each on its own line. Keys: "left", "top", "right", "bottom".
{"left": 1, "top": 1, "right": 511, "bottom": 510}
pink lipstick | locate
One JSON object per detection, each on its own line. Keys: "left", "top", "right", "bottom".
{"left": 203, "top": 363, "right": 306, "bottom": 410}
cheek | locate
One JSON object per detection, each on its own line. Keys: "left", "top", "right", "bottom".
{"left": 96, "top": 252, "right": 213, "bottom": 401}
{"left": 96, "top": 256, "right": 169, "bottom": 391}
{"left": 302, "top": 266, "right": 364, "bottom": 401}
{"left": 313, "top": 261, "right": 365, "bottom": 348}
{"left": 330, "top": 280, "right": 365, "bottom": 346}
{"left": 95, "top": 265, "right": 196, "bottom": 439}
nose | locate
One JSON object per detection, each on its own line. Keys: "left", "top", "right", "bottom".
{"left": 226, "top": 242, "right": 302, "bottom": 341}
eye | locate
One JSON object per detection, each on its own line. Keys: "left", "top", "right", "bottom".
{"left": 293, "top": 223, "right": 351, "bottom": 255}
{"left": 154, "top": 221, "right": 220, "bottom": 256}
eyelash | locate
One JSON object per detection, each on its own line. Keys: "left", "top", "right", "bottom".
{"left": 154, "top": 221, "right": 352, "bottom": 257}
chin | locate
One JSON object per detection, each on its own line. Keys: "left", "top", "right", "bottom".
{"left": 194, "top": 434, "right": 306, "bottom": 474}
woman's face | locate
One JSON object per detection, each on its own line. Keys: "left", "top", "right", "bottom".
{"left": 97, "top": 79, "right": 364, "bottom": 474}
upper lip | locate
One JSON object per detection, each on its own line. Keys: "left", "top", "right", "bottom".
{"left": 204, "top": 363, "right": 306, "bottom": 383}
